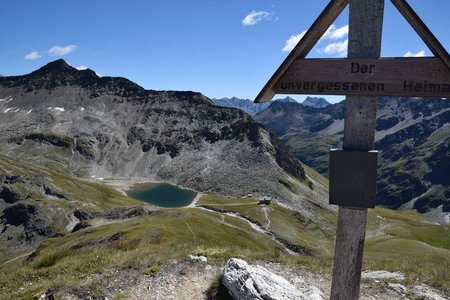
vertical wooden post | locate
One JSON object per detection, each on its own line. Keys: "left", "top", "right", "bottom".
{"left": 330, "top": 0, "right": 384, "bottom": 299}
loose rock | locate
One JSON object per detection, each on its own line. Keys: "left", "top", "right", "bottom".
{"left": 387, "top": 283, "right": 407, "bottom": 294}
{"left": 362, "top": 270, "right": 405, "bottom": 281}
{"left": 188, "top": 255, "right": 207, "bottom": 263}
{"left": 222, "top": 258, "right": 323, "bottom": 300}
{"left": 412, "top": 284, "right": 448, "bottom": 300}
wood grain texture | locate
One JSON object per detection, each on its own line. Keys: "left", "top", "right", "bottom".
{"left": 347, "top": 1, "right": 384, "bottom": 58}
{"left": 343, "top": 96, "right": 378, "bottom": 151}
{"left": 275, "top": 57, "right": 450, "bottom": 98}
{"left": 330, "top": 0, "right": 384, "bottom": 299}
{"left": 390, "top": 0, "right": 450, "bottom": 70}
{"left": 331, "top": 207, "right": 368, "bottom": 299}
{"left": 254, "top": 0, "right": 349, "bottom": 103}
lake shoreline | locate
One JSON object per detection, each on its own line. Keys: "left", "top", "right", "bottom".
{"left": 187, "top": 192, "right": 204, "bottom": 208}
{"left": 100, "top": 178, "right": 202, "bottom": 208}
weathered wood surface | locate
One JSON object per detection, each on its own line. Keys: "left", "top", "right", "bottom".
{"left": 331, "top": 208, "right": 368, "bottom": 300}
{"left": 343, "top": 97, "right": 378, "bottom": 151}
{"left": 275, "top": 57, "right": 450, "bottom": 98}
{"left": 254, "top": 0, "right": 349, "bottom": 103}
{"left": 390, "top": 0, "right": 450, "bottom": 70}
{"left": 330, "top": 0, "right": 384, "bottom": 299}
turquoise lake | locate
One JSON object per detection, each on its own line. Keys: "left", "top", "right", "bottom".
{"left": 126, "top": 182, "right": 197, "bottom": 208}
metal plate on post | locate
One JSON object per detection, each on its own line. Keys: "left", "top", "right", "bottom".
{"left": 329, "top": 149, "right": 378, "bottom": 208}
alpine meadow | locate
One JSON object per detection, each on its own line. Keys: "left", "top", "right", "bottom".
{"left": 0, "top": 0, "right": 449, "bottom": 299}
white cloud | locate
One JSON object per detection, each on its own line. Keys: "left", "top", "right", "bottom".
{"left": 403, "top": 50, "right": 426, "bottom": 57}
{"left": 24, "top": 51, "right": 41, "bottom": 60}
{"left": 322, "top": 24, "right": 349, "bottom": 40}
{"left": 282, "top": 30, "right": 307, "bottom": 52}
{"left": 322, "top": 39, "right": 348, "bottom": 56}
{"left": 318, "top": 25, "right": 348, "bottom": 56}
{"left": 242, "top": 11, "right": 271, "bottom": 26}
{"left": 282, "top": 24, "right": 348, "bottom": 53}
{"left": 48, "top": 45, "right": 77, "bottom": 56}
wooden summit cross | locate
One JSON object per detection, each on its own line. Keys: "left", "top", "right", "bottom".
{"left": 254, "top": 0, "right": 449, "bottom": 299}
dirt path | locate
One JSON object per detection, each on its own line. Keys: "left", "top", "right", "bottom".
{"left": 196, "top": 206, "right": 297, "bottom": 255}
{"left": 125, "top": 261, "right": 220, "bottom": 300}
{"left": 263, "top": 207, "right": 271, "bottom": 230}
{"left": 65, "top": 212, "right": 78, "bottom": 232}
{"left": 202, "top": 202, "right": 257, "bottom": 206}
{"left": 2, "top": 252, "right": 33, "bottom": 265}
{"left": 185, "top": 222, "right": 196, "bottom": 242}
{"left": 111, "top": 260, "right": 441, "bottom": 300}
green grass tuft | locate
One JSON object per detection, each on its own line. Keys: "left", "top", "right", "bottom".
{"left": 142, "top": 265, "right": 161, "bottom": 275}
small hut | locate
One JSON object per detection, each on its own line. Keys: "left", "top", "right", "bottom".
{"left": 258, "top": 196, "right": 272, "bottom": 205}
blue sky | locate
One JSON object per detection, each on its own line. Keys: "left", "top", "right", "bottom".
{"left": 0, "top": 0, "right": 448, "bottom": 103}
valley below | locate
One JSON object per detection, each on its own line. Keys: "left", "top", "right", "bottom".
{"left": 0, "top": 61, "right": 449, "bottom": 299}
{"left": 254, "top": 97, "right": 450, "bottom": 224}
{"left": 1, "top": 156, "right": 448, "bottom": 299}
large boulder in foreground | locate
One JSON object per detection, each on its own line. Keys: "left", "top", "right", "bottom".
{"left": 222, "top": 258, "right": 323, "bottom": 300}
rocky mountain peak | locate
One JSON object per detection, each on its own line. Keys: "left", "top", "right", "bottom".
{"left": 26, "top": 59, "right": 101, "bottom": 82}
{"left": 28, "top": 59, "right": 99, "bottom": 82}
{"left": 0, "top": 59, "right": 149, "bottom": 97}
{"left": 278, "top": 96, "right": 297, "bottom": 103}
{"left": 230, "top": 96, "right": 246, "bottom": 101}
{"left": 302, "top": 97, "right": 331, "bottom": 108}
{"left": 266, "top": 100, "right": 304, "bottom": 113}
{"left": 33, "top": 59, "right": 74, "bottom": 73}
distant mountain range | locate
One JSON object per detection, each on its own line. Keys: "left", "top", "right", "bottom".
{"left": 255, "top": 97, "right": 450, "bottom": 222}
{"left": 211, "top": 96, "right": 330, "bottom": 116}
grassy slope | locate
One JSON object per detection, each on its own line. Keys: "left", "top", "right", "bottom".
{"left": 364, "top": 207, "right": 450, "bottom": 289}
{"left": 0, "top": 153, "right": 140, "bottom": 211}
{"left": 197, "top": 195, "right": 335, "bottom": 255}
{"left": 198, "top": 195, "right": 450, "bottom": 292}
{"left": 0, "top": 153, "right": 141, "bottom": 264}
{"left": 282, "top": 131, "right": 342, "bottom": 174}
{"left": 0, "top": 208, "right": 286, "bottom": 299}
{"left": 0, "top": 154, "right": 448, "bottom": 298}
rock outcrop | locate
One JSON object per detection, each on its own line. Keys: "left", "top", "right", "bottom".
{"left": 0, "top": 174, "right": 69, "bottom": 254}
{"left": 222, "top": 258, "right": 323, "bottom": 300}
